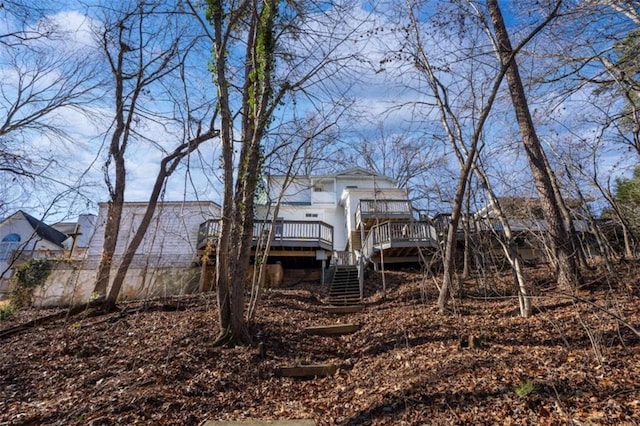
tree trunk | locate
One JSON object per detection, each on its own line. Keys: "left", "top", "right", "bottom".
{"left": 438, "top": 151, "right": 477, "bottom": 313}
{"left": 210, "top": 0, "right": 236, "bottom": 345}
{"left": 208, "top": 0, "right": 278, "bottom": 346}
{"left": 487, "top": 0, "right": 578, "bottom": 291}
{"left": 474, "top": 161, "right": 532, "bottom": 317}
{"left": 93, "top": 146, "right": 125, "bottom": 305}
{"left": 462, "top": 200, "right": 472, "bottom": 280}
{"left": 106, "top": 131, "right": 217, "bottom": 307}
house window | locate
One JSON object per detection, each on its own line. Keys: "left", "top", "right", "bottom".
{"left": 0, "top": 233, "right": 21, "bottom": 261}
{"left": 305, "top": 213, "right": 318, "bottom": 218}
{"left": 346, "top": 185, "right": 358, "bottom": 189}
{"left": 314, "top": 186, "right": 323, "bottom": 192}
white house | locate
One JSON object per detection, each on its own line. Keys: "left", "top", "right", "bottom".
{"left": 254, "top": 168, "right": 438, "bottom": 270}
{"left": 0, "top": 210, "right": 72, "bottom": 295}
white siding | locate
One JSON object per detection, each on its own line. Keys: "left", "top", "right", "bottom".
{"left": 259, "top": 170, "right": 407, "bottom": 253}
{"left": 87, "top": 201, "right": 220, "bottom": 263}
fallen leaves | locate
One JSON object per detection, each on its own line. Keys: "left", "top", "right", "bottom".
{"left": 0, "top": 267, "right": 638, "bottom": 425}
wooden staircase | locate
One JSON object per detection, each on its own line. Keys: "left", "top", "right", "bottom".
{"left": 276, "top": 277, "right": 364, "bottom": 380}
{"left": 328, "top": 265, "right": 360, "bottom": 306}
{"left": 350, "top": 231, "right": 362, "bottom": 251}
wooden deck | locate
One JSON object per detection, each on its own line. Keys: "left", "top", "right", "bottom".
{"left": 356, "top": 199, "right": 413, "bottom": 229}
{"left": 197, "top": 219, "right": 333, "bottom": 252}
{"left": 362, "top": 221, "right": 438, "bottom": 259}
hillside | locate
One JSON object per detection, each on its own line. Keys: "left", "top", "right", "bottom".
{"left": 1, "top": 267, "right": 639, "bottom": 425}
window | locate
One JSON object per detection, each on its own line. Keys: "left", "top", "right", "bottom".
{"left": 305, "top": 213, "right": 318, "bottom": 218}
{"left": 0, "top": 233, "right": 21, "bottom": 261}
{"left": 346, "top": 185, "right": 358, "bottom": 189}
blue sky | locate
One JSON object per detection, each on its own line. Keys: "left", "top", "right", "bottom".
{"left": 1, "top": 0, "right": 638, "bottom": 222}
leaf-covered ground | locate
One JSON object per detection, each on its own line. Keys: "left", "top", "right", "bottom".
{"left": 1, "top": 267, "right": 639, "bottom": 425}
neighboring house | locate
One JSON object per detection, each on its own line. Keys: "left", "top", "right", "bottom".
{"left": 0, "top": 210, "right": 72, "bottom": 295}
{"left": 34, "top": 201, "right": 221, "bottom": 306}
{"left": 86, "top": 201, "right": 220, "bottom": 268}
{"left": 473, "top": 197, "right": 593, "bottom": 264}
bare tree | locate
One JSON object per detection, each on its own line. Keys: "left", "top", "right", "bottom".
{"left": 335, "top": 123, "right": 444, "bottom": 190}
{"left": 248, "top": 112, "right": 341, "bottom": 320}
{"left": 91, "top": 2, "right": 217, "bottom": 310}
{"left": 0, "top": 2, "right": 102, "bottom": 216}
{"left": 191, "top": 0, "right": 363, "bottom": 345}
{"left": 398, "top": 0, "right": 562, "bottom": 314}
{"left": 487, "top": 0, "right": 580, "bottom": 290}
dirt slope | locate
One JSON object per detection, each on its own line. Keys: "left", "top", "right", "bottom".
{"left": 1, "top": 268, "right": 639, "bottom": 425}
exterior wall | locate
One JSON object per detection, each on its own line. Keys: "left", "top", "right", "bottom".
{"left": 260, "top": 171, "right": 406, "bottom": 255}
{"left": 30, "top": 202, "right": 218, "bottom": 306}
{"left": 32, "top": 262, "right": 200, "bottom": 307}
{"left": 87, "top": 201, "right": 219, "bottom": 266}
{"left": 340, "top": 187, "right": 409, "bottom": 238}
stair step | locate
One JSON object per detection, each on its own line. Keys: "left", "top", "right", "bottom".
{"left": 277, "top": 364, "right": 338, "bottom": 378}
{"left": 328, "top": 265, "right": 360, "bottom": 306}
{"left": 303, "top": 323, "right": 361, "bottom": 336}
{"left": 328, "top": 298, "right": 362, "bottom": 306}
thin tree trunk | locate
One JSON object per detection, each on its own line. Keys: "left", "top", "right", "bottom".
{"left": 210, "top": 0, "right": 235, "bottom": 344}
{"left": 106, "top": 131, "right": 217, "bottom": 308}
{"left": 462, "top": 198, "right": 472, "bottom": 280}
{"left": 93, "top": 145, "right": 125, "bottom": 301}
{"left": 474, "top": 156, "right": 531, "bottom": 317}
{"left": 438, "top": 151, "right": 476, "bottom": 313}
{"left": 487, "top": 0, "right": 578, "bottom": 291}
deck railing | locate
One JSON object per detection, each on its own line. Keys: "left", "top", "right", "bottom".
{"left": 253, "top": 220, "right": 333, "bottom": 249}
{"left": 334, "top": 251, "right": 355, "bottom": 266}
{"left": 356, "top": 199, "right": 412, "bottom": 226}
{"left": 362, "top": 221, "right": 438, "bottom": 259}
{"left": 197, "top": 219, "right": 221, "bottom": 249}
{"left": 197, "top": 219, "right": 333, "bottom": 250}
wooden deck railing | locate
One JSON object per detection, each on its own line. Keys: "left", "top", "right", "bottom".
{"left": 197, "top": 219, "right": 333, "bottom": 250}
{"left": 362, "top": 221, "right": 438, "bottom": 259}
{"left": 334, "top": 251, "right": 355, "bottom": 266}
{"left": 253, "top": 220, "right": 333, "bottom": 249}
{"left": 356, "top": 199, "right": 412, "bottom": 226}
{"left": 197, "top": 219, "right": 221, "bottom": 249}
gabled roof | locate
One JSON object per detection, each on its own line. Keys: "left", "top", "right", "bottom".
{"left": 331, "top": 167, "right": 383, "bottom": 178}
{"left": 476, "top": 197, "right": 586, "bottom": 220}
{"left": 18, "top": 210, "right": 69, "bottom": 248}
{"left": 266, "top": 167, "right": 395, "bottom": 183}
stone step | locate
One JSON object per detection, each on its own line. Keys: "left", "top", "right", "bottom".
{"left": 303, "top": 323, "right": 360, "bottom": 336}
{"left": 277, "top": 364, "right": 338, "bottom": 378}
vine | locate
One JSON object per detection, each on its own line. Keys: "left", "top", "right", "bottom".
{"left": 9, "top": 258, "right": 53, "bottom": 309}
